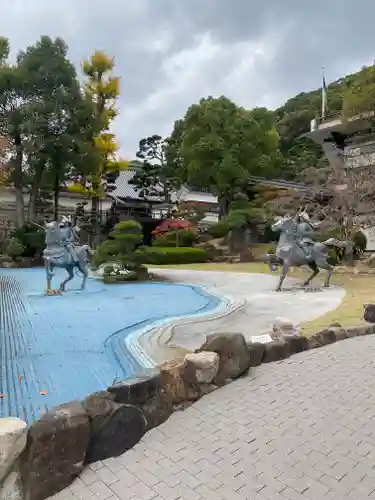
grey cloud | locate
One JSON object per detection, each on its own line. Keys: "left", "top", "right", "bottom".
{"left": 1, "top": 0, "right": 375, "bottom": 157}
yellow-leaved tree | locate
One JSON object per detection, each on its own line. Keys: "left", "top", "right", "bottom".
{"left": 69, "top": 51, "right": 128, "bottom": 246}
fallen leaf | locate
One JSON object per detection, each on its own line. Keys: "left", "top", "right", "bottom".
{"left": 40, "top": 391, "right": 48, "bottom": 396}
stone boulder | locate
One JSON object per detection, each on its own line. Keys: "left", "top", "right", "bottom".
{"left": 308, "top": 328, "right": 337, "bottom": 349}
{"left": 199, "top": 333, "right": 250, "bottom": 384}
{"left": 107, "top": 371, "right": 174, "bottom": 431}
{"left": 83, "top": 391, "right": 116, "bottom": 435}
{"left": 20, "top": 401, "right": 90, "bottom": 500}
{"left": 159, "top": 359, "right": 201, "bottom": 404}
{"left": 246, "top": 342, "right": 265, "bottom": 367}
{"left": 262, "top": 340, "right": 290, "bottom": 363}
{"left": 183, "top": 352, "right": 219, "bottom": 384}
{"left": 0, "top": 470, "right": 23, "bottom": 500}
{"left": 140, "top": 390, "right": 173, "bottom": 431}
{"left": 0, "top": 418, "right": 27, "bottom": 500}
{"left": 0, "top": 418, "right": 28, "bottom": 483}
{"left": 107, "top": 369, "right": 162, "bottom": 405}
{"left": 364, "top": 304, "right": 375, "bottom": 323}
{"left": 345, "top": 324, "right": 375, "bottom": 338}
{"left": 334, "top": 329, "right": 348, "bottom": 341}
{"left": 272, "top": 317, "right": 300, "bottom": 339}
{"left": 285, "top": 336, "right": 309, "bottom": 355}
{"left": 83, "top": 392, "right": 146, "bottom": 463}
{"left": 320, "top": 323, "right": 347, "bottom": 342}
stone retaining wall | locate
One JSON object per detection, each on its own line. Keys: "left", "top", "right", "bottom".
{"left": 1, "top": 323, "right": 374, "bottom": 500}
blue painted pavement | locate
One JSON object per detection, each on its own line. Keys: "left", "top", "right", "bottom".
{"left": 0, "top": 268, "right": 220, "bottom": 423}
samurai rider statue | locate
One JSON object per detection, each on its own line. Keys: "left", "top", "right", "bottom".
{"left": 43, "top": 216, "right": 93, "bottom": 294}
{"left": 264, "top": 208, "right": 353, "bottom": 291}
{"left": 293, "top": 210, "right": 319, "bottom": 261}
{"left": 59, "top": 215, "right": 79, "bottom": 264}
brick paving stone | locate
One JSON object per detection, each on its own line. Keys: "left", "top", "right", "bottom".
{"left": 49, "top": 336, "right": 375, "bottom": 499}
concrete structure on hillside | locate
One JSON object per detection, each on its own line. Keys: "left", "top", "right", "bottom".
{"left": 308, "top": 112, "right": 375, "bottom": 171}
{"left": 307, "top": 112, "right": 375, "bottom": 250}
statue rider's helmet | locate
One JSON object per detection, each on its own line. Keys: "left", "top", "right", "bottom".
{"left": 60, "top": 215, "right": 72, "bottom": 227}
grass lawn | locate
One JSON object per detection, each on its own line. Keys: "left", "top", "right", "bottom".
{"left": 149, "top": 262, "right": 371, "bottom": 336}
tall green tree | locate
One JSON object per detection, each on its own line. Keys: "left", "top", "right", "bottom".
{"left": 69, "top": 51, "right": 128, "bottom": 246}
{"left": 0, "top": 37, "right": 29, "bottom": 226}
{"left": 0, "top": 36, "right": 98, "bottom": 225}
{"left": 165, "top": 97, "right": 279, "bottom": 217}
{"left": 18, "top": 36, "right": 98, "bottom": 221}
{"left": 130, "top": 135, "right": 175, "bottom": 202}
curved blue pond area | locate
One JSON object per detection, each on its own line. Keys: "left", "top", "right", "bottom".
{"left": 0, "top": 268, "right": 220, "bottom": 423}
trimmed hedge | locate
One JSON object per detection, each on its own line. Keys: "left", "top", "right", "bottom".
{"left": 137, "top": 247, "right": 210, "bottom": 265}
{"left": 153, "top": 230, "right": 197, "bottom": 248}
{"left": 208, "top": 221, "right": 230, "bottom": 238}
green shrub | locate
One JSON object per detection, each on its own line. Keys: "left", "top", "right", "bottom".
{"left": 153, "top": 230, "right": 197, "bottom": 247}
{"left": 93, "top": 219, "right": 143, "bottom": 267}
{"left": 152, "top": 235, "right": 176, "bottom": 247}
{"left": 352, "top": 231, "right": 367, "bottom": 254}
{"left": 110, "top": 219, "right": 143, "bottom": 252}
{"left": 103, "top": 272, "right": 138, "bottom": 284}
{"left": 137, "top": 247, "right": 210, "bottom": 265}
{"left": 5, "top": 239, "right": 25, "bottom": 261}
{"left": 11, "top": 224, "right": 45, "bottom": 257}
{"left": 208, "top": 221, "right": 230, "bottom": 239}
{"left": 92, "top": 240, "right": 119, "bottom": 267}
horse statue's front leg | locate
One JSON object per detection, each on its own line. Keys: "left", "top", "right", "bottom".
{"left": 45, "top": 260, "right": 53, "bottom": 291}
{"left": 44, "top": 260, "right": 61, "bottom": 296}
{"left": 276, "top": 262, "right": 290, "bottom": 291}
{"left": 59, "top": 265, "right": 75, "bottom": 292}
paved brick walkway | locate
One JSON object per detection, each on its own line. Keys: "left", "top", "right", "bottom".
{"left": 53, "top": 336, "right": 375, "bottom": 500}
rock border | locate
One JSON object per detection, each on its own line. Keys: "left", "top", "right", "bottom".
{"left": 1, "top": 323, "right": 374, "bottom": 500}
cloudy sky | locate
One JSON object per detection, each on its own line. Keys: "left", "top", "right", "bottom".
{"left": 1, "top": 0, "right": 374, "bottom": 158}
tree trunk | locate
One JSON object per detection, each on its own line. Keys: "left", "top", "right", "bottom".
{"left": 218, "top": 195, "right": 229, "bottom": 219}
{"left": 53, "top": 173, "right": 60, "bottom": 221}
{"left": 27, "top": 162, "right": 44, "bottom": 222}
{"left": 91, "top": 195, "right": 99, "bottom": 248}
{"left": 13, "top": 133, "right": 25, "bottom": 228}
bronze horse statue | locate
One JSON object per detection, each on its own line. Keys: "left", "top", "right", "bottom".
{"left": 42, "top": 218, "right": 94, "bottom": 294}
{"left": 264, "top": 212, "right": 352, "bottom": 292}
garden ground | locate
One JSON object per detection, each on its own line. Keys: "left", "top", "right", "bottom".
{"left": 149, "top": 262, "right": 371, "bottom": 336}
{"left": 48, "top": 265, "right": 373, "bottom": 500}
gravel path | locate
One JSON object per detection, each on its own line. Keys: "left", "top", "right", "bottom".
{"left": 136, "top": 269, "right": 345, "bottom": 362}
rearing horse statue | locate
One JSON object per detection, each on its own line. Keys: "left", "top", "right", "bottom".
{"left": 264, "top": 210, "right": 353, "bottom": 292}
{"left": 42, "top": 217, "right": 94, "bottom": 294}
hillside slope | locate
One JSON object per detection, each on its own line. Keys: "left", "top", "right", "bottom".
{"left": 275, "top": 65, "right": 372, "bottom": 179}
